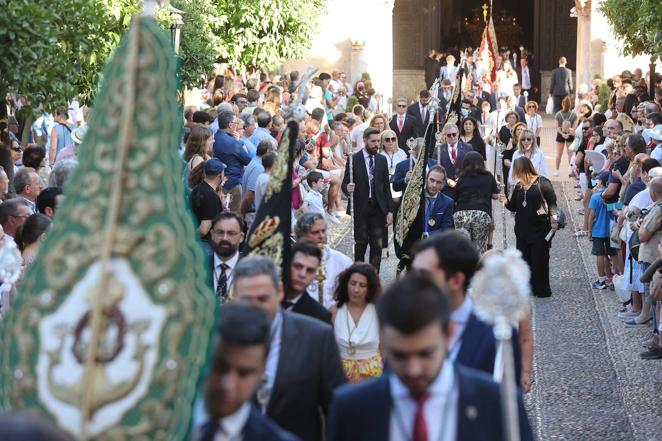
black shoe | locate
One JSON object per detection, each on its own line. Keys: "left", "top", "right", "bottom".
{"left": 640, "top": 346, "right": 662, "bottom": 360}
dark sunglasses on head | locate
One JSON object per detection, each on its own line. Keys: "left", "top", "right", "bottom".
{"left": 384, "top": 137, "right": 396, "bottom": 142}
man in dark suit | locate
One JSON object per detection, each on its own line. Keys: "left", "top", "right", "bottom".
{"left": 327, "top": 275, "right": 533, "bottom": 441}
{"left": 432, "top": 123, "right": 473, "bottom": 182}
{"left": 198, "top": 303, "right": 299, "bottom": 441}
{"left": 406, "top": 90, "right": 432, "bottom": 138}
{"left": 342, "top": 127, "right": 393, "bottom": 272}
{"left": 389, "top": 98, "right": 417, "bottom": 154}
{"left": 513, "top": 83, "right": 527, "bottom": 108}
{"left": 207, "top": 212, "right": 246, "bottom": 303}
{"left": 549, "top": 56, "right": 574, "bottom": 112}
{"left": 232, "top": 256, "right": 346, "bottom": 441}
{"left": 282, "top": 240, "right": 332, "bottom": 324}
{"left": 424, "top": 48, "right": 438, "bottom": 89}
{"left": 437, "top": 79, "right": 453, "bottom": 122}
{"left": 412, "top": 231, "right": 523, "bottom": 382}
{"left": 423, "top": 165, "right": 455, "bottom": 235}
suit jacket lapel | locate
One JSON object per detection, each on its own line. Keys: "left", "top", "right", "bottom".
{"left": 355, "top": 151, "right": 368, "bottom": 186}
{"left": 456, "top": 367, "right": 480, "bottom": 440}
{"left": 372, "top": 375, "right": 392, "bottom": 440}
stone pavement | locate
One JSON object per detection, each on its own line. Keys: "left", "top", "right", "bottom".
{"left": 325, "top": 116, "right": 661, "bottom": 439}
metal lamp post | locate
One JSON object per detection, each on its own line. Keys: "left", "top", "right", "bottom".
{"left": 169, "top": 6, "right": 185, "bottom": 54}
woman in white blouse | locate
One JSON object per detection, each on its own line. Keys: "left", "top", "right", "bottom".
{"left": 524, "top": 101, "right": 542, "bottom": 146}
{"left": 508, "top": 129, "right": 549, "bottom": 185}
{"left": 379, "top": 129, "right": 408, "bottom": 177}
{"left": 331, "top": 263, "right": 383, "bottom": 383}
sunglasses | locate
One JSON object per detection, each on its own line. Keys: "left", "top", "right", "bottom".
{"left": 397, "top": 104, "right": 406, "bottom": 108}
{"left": 446, "top": 133, "right": 458, "bottom": 138}
{"left": 522, "top": 137, "right": 533, "bottom": 141}
{"left": 384, "top": 137, "right": 396, "bottom": 142}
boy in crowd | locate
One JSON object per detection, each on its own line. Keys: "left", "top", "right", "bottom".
{"left": 588, "top": 172, "right": 615, "bottom": 289}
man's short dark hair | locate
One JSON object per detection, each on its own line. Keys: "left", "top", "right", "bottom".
{"left": 461, "top": 98, "right": 472, "bottom": 106}
{"left": 246, "top": 89, "right": 260, "bottom": 103}
{"left": 256, "top": 111, "right": 272, "bottom": 128}
{"left": 377, "top": 274, "right": 451, "bottom": 334}
{"left": 212, "top": 211, "right": 246, "bottom": 234}
{"left": 647, "top": 112, "right": 662, "bottom": 125}
{"left": 192, "top": 111, "right": 213, "bottom": 124}
{"left": 642, "top": 158, "right": 660, "bottom": 174}
{"left": 294, "top": 212, "right": 325, "bottom": 239}
{"left": 214, "top": 303, "right": 270, "bottom": 364}
{"left": 231, "top": 93, "right": 247, "bottom": 104}
{"left": 627, "top": 134, "right": 647, "bottom": 154}
{"left": 306, "top": 170, "right": 324, "bottom": 187}
{"left": 36, "top": 187, "right": 62, "bottom": 214}
{"left": 291, "top": 239, "right": 322, "bottom": 263}
{"left": 363, "top": 127, "right": 380, "bottom": 140}
{"left": 21, "top": 146, "right": 46, "bottom": 170}
{"left": 352, "top": 104, "right": 365, "bottom": 117}
{"left": 217, "top": 110, "right": 236, "bottom": 130}
{"left": 318, "top": 72, "right": 331, "bottom": 81}
{"left": 419, "top": 90, "right": 431, "bottom": 98}
{"left": 310, "top": 108, "right": 325, "bottom": 122}
{"left": 261, "top": 152, "right": 277, "bottom": 170}
{"left": 592, "top": 113, "right": 607, "bottom": 127}
{"left": 414, "top": 231, "right": 479, "bottom": 290}
{"left": 256, "top": 139, "right": 273, "bottom": 157}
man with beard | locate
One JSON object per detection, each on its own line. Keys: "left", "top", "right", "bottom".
{"left": 281, "top": 240, "right": 332, "bottom": 324}
{"left": 327, "top": 275, "right": 533, "bottom": 441}
{"left": 208, "top": 211, "right": 246, "bottom": 303}
{"left": 196, "top": 303, "right": 298, "bottom": 441}
{"left": 342, "top": 127, "right": 393, "bottom": 273}
{"left": 294, "top": 213, "right": 352, "bottom": 308}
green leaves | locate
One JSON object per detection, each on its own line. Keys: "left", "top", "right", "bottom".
{"left": 599, "top": 0, "right": 662, "bottom": 59}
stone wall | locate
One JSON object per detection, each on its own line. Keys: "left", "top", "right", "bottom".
{"left": 393, "top": 69, "right": 425, "bottom": 105}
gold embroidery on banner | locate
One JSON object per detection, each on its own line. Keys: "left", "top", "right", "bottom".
{"left": 396, "top": 144, "right": 427, "bottom": 244}
{"left": 265, "top": 128, "right": 290, "bottom": 200}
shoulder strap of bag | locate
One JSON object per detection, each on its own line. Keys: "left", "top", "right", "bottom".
{"left": 537, "top": 177, "right": 550, "bottom": 214}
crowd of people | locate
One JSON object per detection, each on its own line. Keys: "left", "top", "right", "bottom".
{"left": 1, "top": 45, "right": 662, "bottom": 439}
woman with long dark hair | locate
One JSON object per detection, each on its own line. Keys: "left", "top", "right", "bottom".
{"left": 452, "top": 151, "right": 500, "bottom": 254}
{"left": 554, "top": 96, "right": 577, "bottom": 177}
{"left": 15, "top": 213, "right": 51, "bottom": 267}
{"left": 183, "top": 126, "right": 213, "bottom": 189}
{"left": 331, "top": 263, "right": 382, "bottom": 383}
{"left": 503, "top": 157, "right": 558, "bottom": 297}
{"left": 460, "top": 116, "right": 486, "bottom": 161}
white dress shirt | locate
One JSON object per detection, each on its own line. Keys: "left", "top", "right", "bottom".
{"left": 213, "top": 402, "right": 251, "bottom": 441}
{"left": 389, "top": 359, "right": 458, "bottom": 441}
{"left": 448, "top": 296, "right": 473, "bottom": 361}
{"left": 213, "top": 252, "right": 239, "bottom": 293}
{"left": 521, "top": 65, "right": 531, "bottom": 90}
{"left": 17, "top": 196, "right": 35, "bottom": 214}
{"left": 508, "top": 149, "right": 549, "bottom": 183}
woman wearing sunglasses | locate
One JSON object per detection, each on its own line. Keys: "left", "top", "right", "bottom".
{"left": 524, "top": 101, "right": 542, "bottom": 146}
{"left": 378, "top": 129, "right": 407, "bottom": 259}
{"left": 508, "top": 129, "right": 549, "bottom": 187}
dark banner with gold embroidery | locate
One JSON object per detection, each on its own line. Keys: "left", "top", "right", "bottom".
{"left": 243, "top": 121, "right": 298, "bottom": 292}
{"left": 0, "top": 16, "right": 216, "bottom": 440}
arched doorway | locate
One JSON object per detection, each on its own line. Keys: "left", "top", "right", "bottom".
{"left": 392, "top": 0, "right": 577, "bottom": 103}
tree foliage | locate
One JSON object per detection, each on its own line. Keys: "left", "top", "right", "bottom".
{"left": 599, "top": 0, "right": 662, "bottom": 59}
{"left": 215, "top": 0, "right": 326, "bottom": 73}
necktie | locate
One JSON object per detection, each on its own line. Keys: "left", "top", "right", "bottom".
{"left": 450, "top": 144, "right": 457, "bottom": 163}
{"left": 398, "top": 115, "right": 404, "bottom": 132}
{"left": 282, "top": 300, "right": 295, "bottom": 309}
{"left": 216, "top": 263, "right": 229, "bottom": 300}
{"left": 425, "top": 196, "right": 434, "bottom": 233}
{"left": 421, "top": 106, "right": 427, "bottom": 124}
{"left": 368, "top": 154, "right": 375, "bottom": 199}
{"left": 413, "top": 391, "right": 430, "bottom": 441}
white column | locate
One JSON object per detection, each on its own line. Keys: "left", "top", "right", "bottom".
{"left": 574, "top": 1, "right": 592, "bottom": 95}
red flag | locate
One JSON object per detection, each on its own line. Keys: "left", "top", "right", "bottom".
{"left": 479, "top": 15, "right": 499, "bottom": 85}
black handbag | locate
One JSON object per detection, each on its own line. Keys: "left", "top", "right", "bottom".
{"left": 537, "top": 178, "right": 566, "bottom": 229}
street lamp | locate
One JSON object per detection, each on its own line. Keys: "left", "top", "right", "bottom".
{"left": 169, "top": 6, "right": 185, "bottom": 54}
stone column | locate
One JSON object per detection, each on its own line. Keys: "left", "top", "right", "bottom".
{"left": 574, "top": 0, "right": 592, "bottom": 96}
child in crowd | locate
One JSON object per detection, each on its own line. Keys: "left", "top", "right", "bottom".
{"left": 588, "top": 172, "right": 615, "bottom": 289}
{"left": 302, "top": 171, "right": 326, "bottom": 217}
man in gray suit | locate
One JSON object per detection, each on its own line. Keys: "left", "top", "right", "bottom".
{"left": 232, "top": 256, "right": 346, "bottom": 441}
{"left": 549, "top": 56, "right": 574, "bottom": 112}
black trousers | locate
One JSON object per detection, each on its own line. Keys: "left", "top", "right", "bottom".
{"left": 354, "top": 200, "right": 386, "bottom": 272}
{"left": 516, "top": 236, "right": 552, "bottom": 297}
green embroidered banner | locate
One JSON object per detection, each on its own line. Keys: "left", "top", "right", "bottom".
{"left": 0, "top": 16, "right": 216, "bottom": 440}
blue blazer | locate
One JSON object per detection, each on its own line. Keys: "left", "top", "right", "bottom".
{"left": 426, "top": 192, "right": 455, "bottom": 234}
{"left": 197, "top": 405, "right": 300, "bottom": 441}
{"left": 327, "top": 364, "right": 533, "bottom": 441}
{"left": 213, "top": 130, "right": 252, "bottom": 190}
{"left": 390, "top": 158, "right": 438, "bottom": 193}
{"left": 457, "top": 312, "right": 522, "bottom": 383}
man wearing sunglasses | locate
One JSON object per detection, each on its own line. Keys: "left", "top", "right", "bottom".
{"left": 433, "top": 123, "right": 473, "bottom": 182}
{"left": 389, "top": 98, "right": 416, "bottom": 155}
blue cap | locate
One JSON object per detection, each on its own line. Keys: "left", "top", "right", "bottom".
{"left": 599, "top": 170, "right": 610, "bottom": 186}
{"left": 204, "top": 158, "right": 226, "bottom": 175}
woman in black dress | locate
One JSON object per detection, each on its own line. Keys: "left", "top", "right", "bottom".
{"left": 460, "top": 116, "right": 486, "bottom": 161}
{"left": 503, "top": 156, "right": 559, "bottom": 297}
